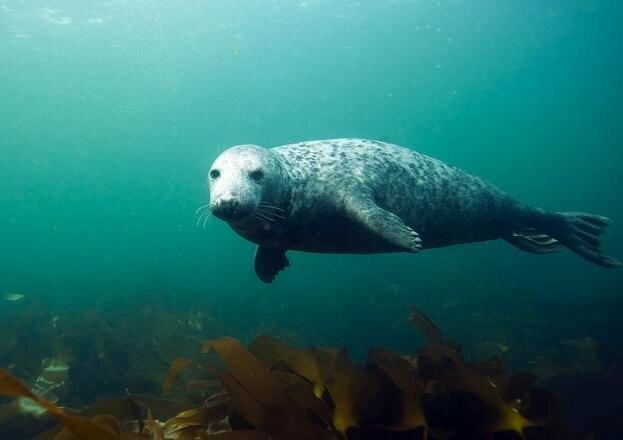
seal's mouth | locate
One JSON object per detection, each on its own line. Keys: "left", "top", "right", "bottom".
{"left": 211, "top": 198, "right": 251, "bottom": 222}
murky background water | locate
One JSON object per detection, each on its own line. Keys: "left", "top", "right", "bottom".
{"left": 1, "top": 1, "right": 622, "bottom": 438}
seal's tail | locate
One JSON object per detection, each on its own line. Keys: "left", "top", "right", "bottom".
{"left": 507, "top": 211, "right": 620, "bottom": 268}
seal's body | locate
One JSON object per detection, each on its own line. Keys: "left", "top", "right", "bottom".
{"left": 205, "top": 139, "right": 619, "bottom": 282}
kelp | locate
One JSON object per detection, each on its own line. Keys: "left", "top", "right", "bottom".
{"left": 367, "top": 346, "right": 428, "bottom": 432}
{"left": 202, "top": 337, "right": 335, "bottom": 439}
{"left": 0, "top": 308, "right": 567, "bottom": 439}
{"left": 32, "top": 398, "right": 145, "bottom": 440}
{"left": 162, "top": 358, "right": 193, "bottom": 395}
{"left": 247, "top": 335, "right": 329, "bottom": 398}
{"left": 409, "top": 306, "right": 460, "bottom": 351}
{"left": 0, "top": 369, "right": 119, "bottom": 440}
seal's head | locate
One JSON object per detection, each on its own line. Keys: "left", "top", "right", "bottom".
{"left": 208, "top": 145, "right": 290, "bottom": 224}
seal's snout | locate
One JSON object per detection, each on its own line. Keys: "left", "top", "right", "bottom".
{"left": 211, "top": 196, "right": 245, "bottom": 221}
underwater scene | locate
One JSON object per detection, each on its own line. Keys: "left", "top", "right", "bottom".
{"left": 1, "top": 0, "right": 623, "bottom": 439}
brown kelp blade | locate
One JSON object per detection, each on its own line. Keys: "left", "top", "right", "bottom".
{"left": 248, "top": 335, "right": 330, "bottom": 398}
{"left": 202, "top": 337, "right": 274, "bottom": 402}
{"left": 34, "top": 398, "right": 146, "bottom": 440}
{"left": 162, "top": 357, "right": 193, "bottom": 395}
{"left": 202, "top": 337, "right": 335, "bottom": 439}
{"left": 409, "top": 306, "right": 461, "bottom": 350}
{"left": 420, "top": 350, "right": 547, "bottom": 436}
{"left": 56, "top": 415, "right": 120, "bottom": 439}
{"left": 146, "top": 410, "right": 164, "bottom": 440}
{"left": 0, "top": 368, "right": 35, "bottom": 398}
{"left": 0, "top": 369, "right": 119, "bottom": 440}
{"left": 185, "top": 379, "right": 221, "bottom": 392}
{"left": 163, "top": 404, "right": 229, "bottom": 433}
{"left": 85, "top": 398, "right": 144, "bottom": 429}
{"left": 205, "top": 431, "right": 278, "bottom": 439}
{"left": 368, "top": 347, "right": 427, "bottom": 431}
{"left": 325, "top": 348, "right": 379, "bottom": 434}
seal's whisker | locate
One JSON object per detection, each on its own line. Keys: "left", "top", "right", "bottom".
{"left": 196, "top": 210, "right": 213, "bottom": 227}
{"left": 196, "top": 212, "right": 206, "bottom": 227}
{"left": 258, "top": 203, "right": 285, "bottom": 212}
{"left": 258, "top": 208, "right": 285, "bottom": 216}
{"left": 253, "top": 211, "right": 276, "bottom": 222}
{"left": 203, "top": 212, "right": 212, "bottom": 229}
{"left": 257, "top": 213, "right": 276, "bottom": 223}
{"left": 195, "top": 203, "right": 210, "bottom": 214}
{"left": 258, "top": 202, "right": 283, "bottom": 211}
{"left": 258, "top": 202, "right": 282, "bottom": 208}
{"left": 256, "top": 206, "right": 285, "bottom": 217}
{"left": 255, "top": 208, "right": 285, "bottom": 220}
{"left": 256, "top": 208, "right": 285, "bottom": 221}
{"left": 252, "top": 212, "right": 273, "bottom": 223}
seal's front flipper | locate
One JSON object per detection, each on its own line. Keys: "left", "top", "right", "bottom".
{"left": 345, "top": 195, "right": 422, "bottom": 252}
{"left": 254, "top": 246, "right": 290, "bottom": 283}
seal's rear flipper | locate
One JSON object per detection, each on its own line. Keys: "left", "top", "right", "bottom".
{"left": 552, "top": 212, "right": 620, "bottom": 267}
{"left": 512, "top": 211, "right": 620, "bottom": 268}
{"left": 254, "top": 246, "right": 289, "bottom": 283}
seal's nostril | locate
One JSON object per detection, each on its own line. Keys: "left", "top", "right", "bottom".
{"left": 212, "top": 197, "right": 244, "bottom": 220}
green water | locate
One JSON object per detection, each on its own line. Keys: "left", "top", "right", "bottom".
{"left": 1, "top": 0, "right": 622, "bottom": 436}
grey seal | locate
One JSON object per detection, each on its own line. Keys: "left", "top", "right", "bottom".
{"left": 202, "top": 139, "right": 619, "bottom": 282}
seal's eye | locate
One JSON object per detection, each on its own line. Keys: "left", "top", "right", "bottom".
{"left": 249, "top": 170, "right": 264, "bottom": 183}
{"left": 210, "top": 169, "right": 220, "bottom": 179}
